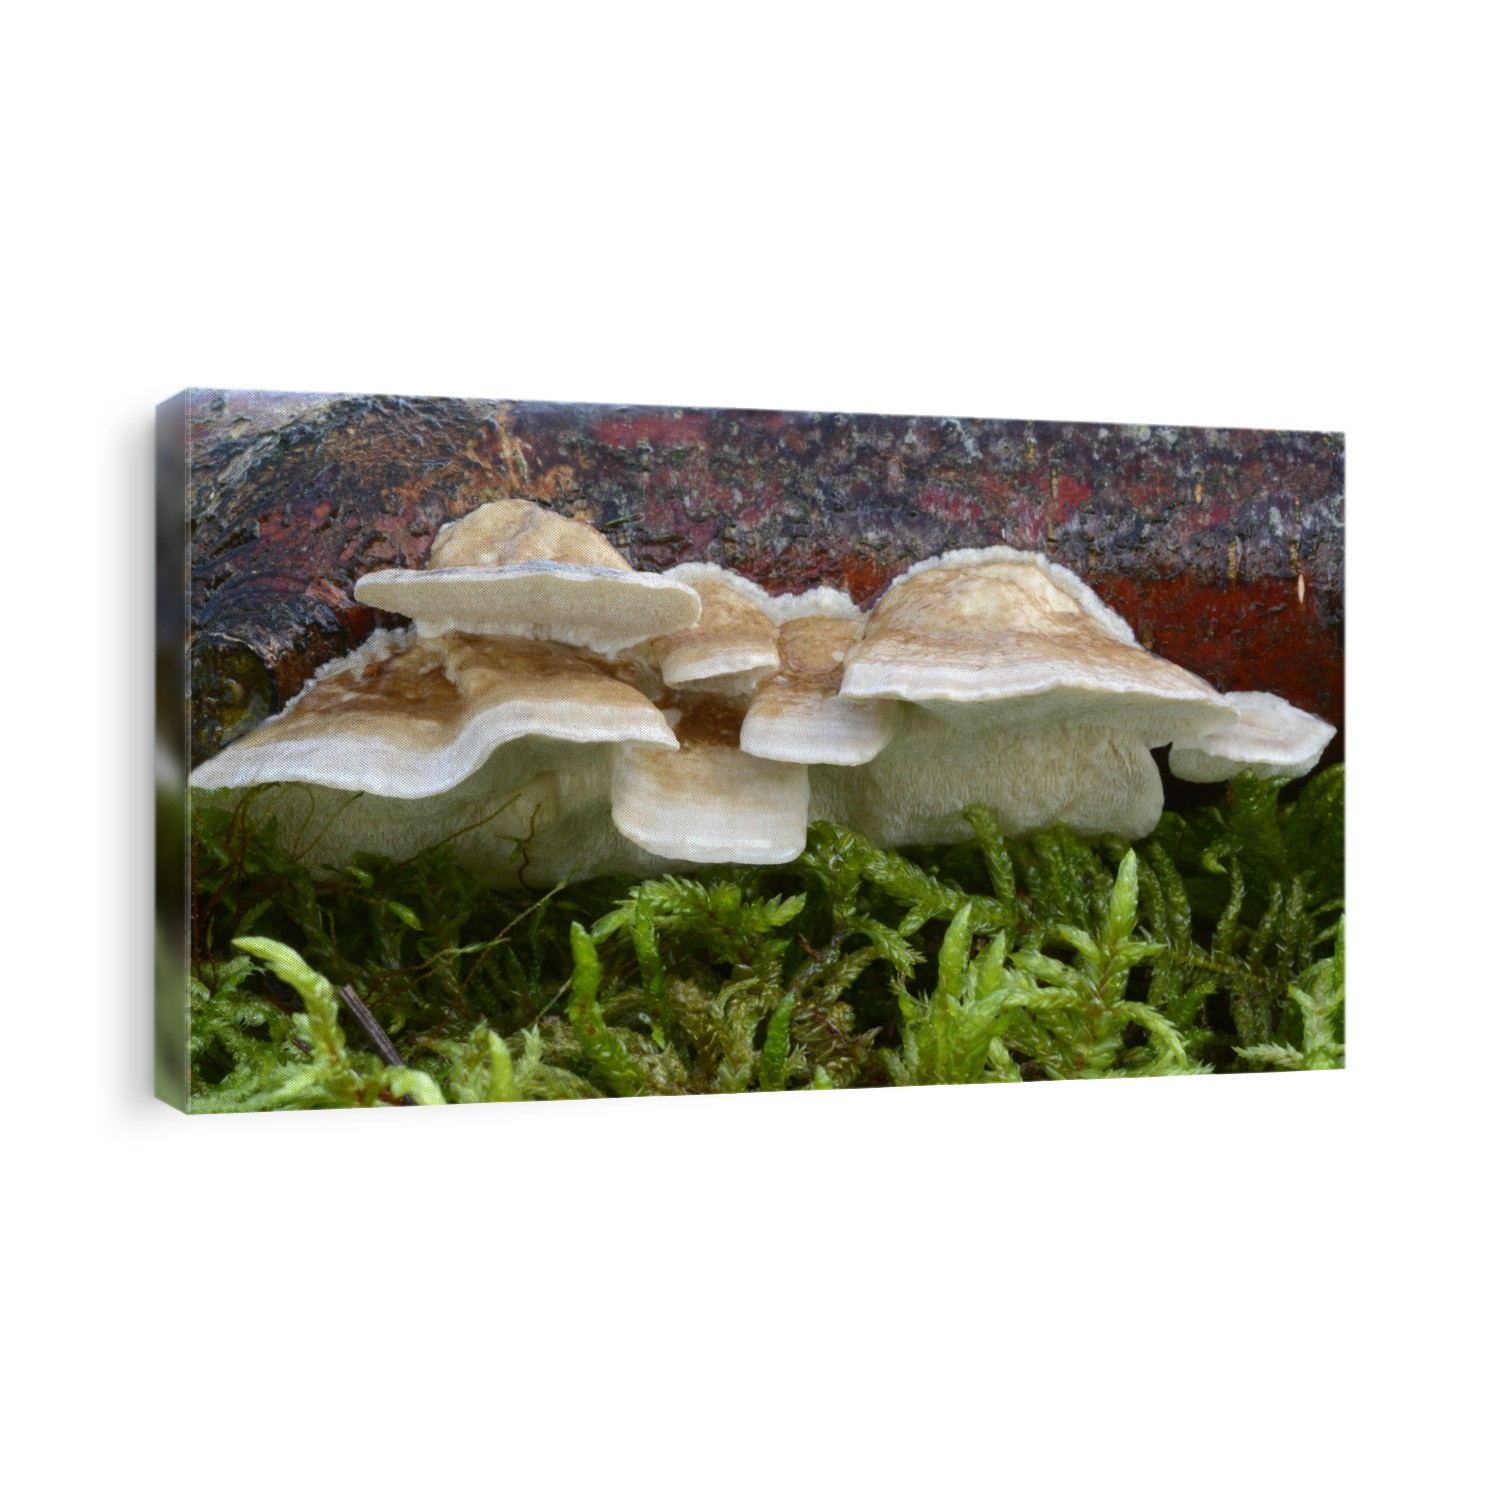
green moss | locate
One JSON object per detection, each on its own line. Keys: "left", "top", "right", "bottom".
{"left": 186, "top": 764, "right": 1344, "bottom": 1110}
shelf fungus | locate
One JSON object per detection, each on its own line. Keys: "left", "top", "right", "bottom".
{"left": 812, "top": 547, "right": 1241, "bottom": 845}
{"left": 354, "top": 498, "right": 701, "bottom": 653}
{"left": 190, "top": 629, "right": 678, "bottom": 800}
{"left": 649, "top": 563, "right": 783, "bottom": 692}
{"left": 839, "top": 548, "right": 1236, "bottom": 744}
{"left": 187, "top": 627, "right": 684, "bottom": 884}
{"left": 617, "top": 572, "right": 870, "bottom": 863}
{"left": 613, "top": 698, "right": 810, "bottom": 865}
{"left": 740, "top": 611, "right": 900, "bottom": 768}
{"left": 1167, "top": 690, "right": 1338, "bottom": 783}
{"left": 191, "top": 507, "right": 1336, "bottom": 886}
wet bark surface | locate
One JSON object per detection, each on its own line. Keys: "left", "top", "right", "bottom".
{"left": 183, "top": 391, "right": 1344, "bottom": 767}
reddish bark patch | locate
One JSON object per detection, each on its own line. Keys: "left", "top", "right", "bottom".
{"left": 1095, "top": 572, "right": 1343, "bottom": 731}
{"left": 593, "top": 410, "right": 712, "bottom": 451}
{"left": 1052, "top": 473, "right": 1092, "bottom": 517}
{"left": 916, "top": 480, "right": 987, "bottom": 524}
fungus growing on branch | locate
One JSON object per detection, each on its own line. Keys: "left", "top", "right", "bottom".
{"left": 839, "top": 547, "right": 1235, "bottom": 745}
{"left": 190, "top": 501, "right": 1335, "bottom": 887}
{"left": 354, "top": 498, "right": 701, "bottom": 653}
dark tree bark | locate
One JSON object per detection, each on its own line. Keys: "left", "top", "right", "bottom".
{"left": 183, "top": 391, "right": 1344, "bottom": 768}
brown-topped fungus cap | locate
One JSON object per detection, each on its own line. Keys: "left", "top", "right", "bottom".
{"left": 810, "top": 716, "right": 1164, "bottom": 845}
{"left": 650, "top": 563, "right": 783, "bottom": 692}
{"left": 740, "top": 612, "right": 899, "bottom": 766}
{"left": 838, "top": 547, "right": 1235, "bottom": 746}
{"left": 354, "top": 498, "right": 701, "bottom": 654}
{"left": 611, "top": 698, "right": 809, "bottom": 864}
{"left": 187, "top": 628, "right": 678, "bottom": 800}
{"left": 1168, "top": 690, "right": 1336, "bottom": 782}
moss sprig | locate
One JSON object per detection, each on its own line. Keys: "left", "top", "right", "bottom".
{"left": 187, "top": 765, "right": 1344, "bottom": 1108}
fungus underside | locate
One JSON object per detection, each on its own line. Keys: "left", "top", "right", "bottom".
{"left": 185, "top": 764, "right": 1344, "bottom": 1109}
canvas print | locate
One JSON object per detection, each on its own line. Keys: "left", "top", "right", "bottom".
{"left": 156, "top": 392, "right": 1344, "bottom": 1111}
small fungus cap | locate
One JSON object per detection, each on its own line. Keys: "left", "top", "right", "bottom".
{"left": 188, "top": 629, "right": 678, "bottom": 800}
{"left": 354, "top": 499, "right": 701, "bottom": 654}
{"left": 661, "top": 565, "right": 864, "bottom": 627}
{"left": 610, "top": 697, "right": 809, "bottom": 864}
{"left": 740, "top": 615, "right": 899, "bottom": 766}
{"left": 839, "top": 547, "right": 1234, "bottom": 745}
{"left": 652, "top": 563, "right": 782, "bottom": 690}
{"left": 1168, "top": 690, "right": 1336, "bottom": 782}
{"left": 427, "top": 499, "right": 630, "bottom": 572}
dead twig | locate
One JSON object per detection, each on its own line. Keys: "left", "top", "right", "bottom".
{"left": 338, "top": 984, "right": 416, "bottom": 1105}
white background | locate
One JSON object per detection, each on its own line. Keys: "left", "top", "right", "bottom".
{"left": 4, "top": 4, "right": 1495, "bottom": 1496}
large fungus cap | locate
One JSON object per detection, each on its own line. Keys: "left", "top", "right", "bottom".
{"left": 740, "top": 614, "right": 899, "bottom": 766}
{"left": 611, "top": 698, "right": 809, "bottom": 864}
{"left": 839, "top": 547, "right": 1235, "bottom": 746}
{"left": 354, "top": 498, "right": 701, "bottom": 654}
{"left": 188, "top": 628, "right": 678, "bottom": 800}
{"left": 1168, "top": 690, "right": 1336, "bottom": 782}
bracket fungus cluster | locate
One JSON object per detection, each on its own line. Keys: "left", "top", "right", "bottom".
{"left": 191, "top": 499, "right": 1336, "bottom": 886}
